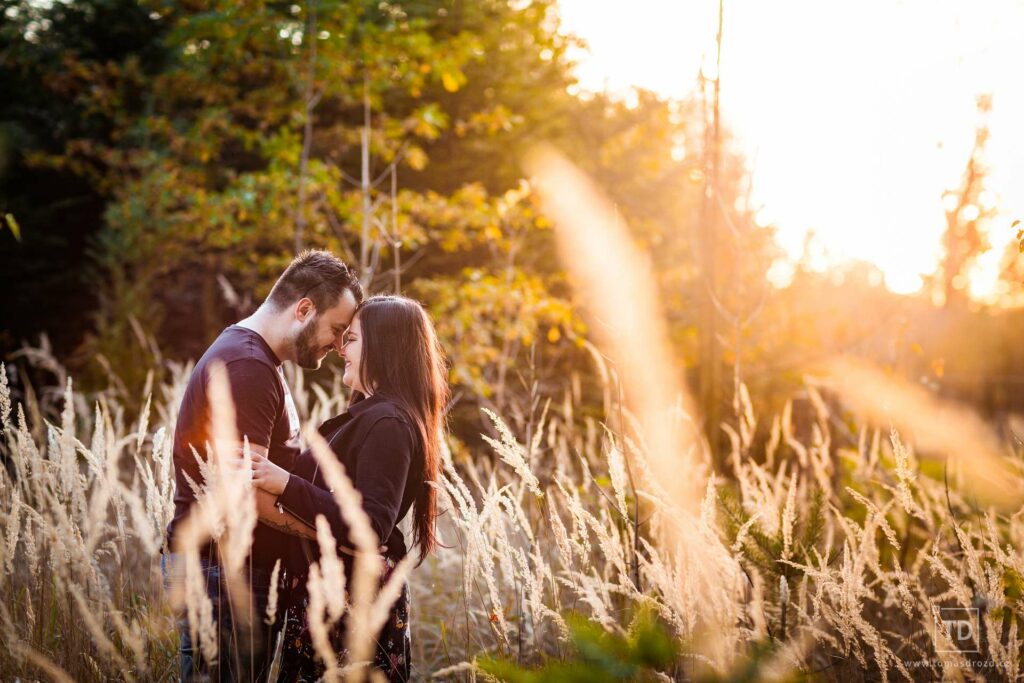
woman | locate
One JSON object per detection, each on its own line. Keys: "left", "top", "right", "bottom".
{"left": 249, "top": 295, "right": 448, "bottom": 682}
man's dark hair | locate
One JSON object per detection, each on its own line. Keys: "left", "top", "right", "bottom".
{"left": 266, "top": 250, "right": 363, "bottom": 312}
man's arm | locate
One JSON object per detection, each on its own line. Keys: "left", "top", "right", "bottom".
{"left": 225, "top": 358, "right": 281, "bottom": 454}
{"left": 274, "top": 417, "right": 414, "bottom": 545}
{"left": 255, "top": 489, "right": 317, "bottom": 540}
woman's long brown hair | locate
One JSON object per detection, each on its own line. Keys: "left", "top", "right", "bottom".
{"left": 354, "top": 295, "right": 449, "bottom": 562}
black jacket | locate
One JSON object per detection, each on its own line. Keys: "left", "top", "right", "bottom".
{"left": 277, "top": 393, "right": 424, "bottom": 563}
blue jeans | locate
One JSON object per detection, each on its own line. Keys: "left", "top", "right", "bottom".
{"left": 162, "top": 552, "right": 287, "bottom": 683}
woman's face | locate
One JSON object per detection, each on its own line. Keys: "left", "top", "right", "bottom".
{"left": 341, "top": 315, "right": 368, "bottom": 394}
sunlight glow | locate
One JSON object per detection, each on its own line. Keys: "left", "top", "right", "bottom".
{"left": 559, "top": 0, "right": 1024, "bottom": 301}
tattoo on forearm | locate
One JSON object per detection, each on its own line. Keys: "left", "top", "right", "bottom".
{"left": 259, "top": 511, "right": 316, "bottom": 539}
{"left": 255, "top": 489, "right": 317, "bottom": 540}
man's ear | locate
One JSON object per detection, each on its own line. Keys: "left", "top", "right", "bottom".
{"left": 295, "top": 297, "right": 316, "bottom": 322}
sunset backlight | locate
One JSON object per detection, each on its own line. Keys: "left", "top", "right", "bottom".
{"left": 560, "top": 0, "right": 1024, "bottom": 300}
{"left": 8, "top": 2, "right": 1024, "bottom": 679}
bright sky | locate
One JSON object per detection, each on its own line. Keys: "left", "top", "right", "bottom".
{"left": 558, "top": 0, "right": 1024, "bottom": 299}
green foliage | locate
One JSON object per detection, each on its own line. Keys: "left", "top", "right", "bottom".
{"left": 719, "top": 486, "right": 828, "bottom": 591}
{"left": 0, "top": 0, "right": 170, "bottom": 357}
{"left": 2, "top": 0, "right": 782, "bottom": 442}
{"left": 2, "top": 213, "right": 19, "bottom": 241}
{"left": 478, "top": 609, "right": 678, "bottom": 682}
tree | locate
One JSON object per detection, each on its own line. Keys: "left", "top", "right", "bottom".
{"left": 938, "top": 94, "right": 996, "bottom": 309}
{"left": 0, "top": 0, "right": 170, "bottom": 357}
{"left": 3, "top": 0, "right": 775, "bottom": 448}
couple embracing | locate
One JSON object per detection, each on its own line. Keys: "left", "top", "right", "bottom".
{"left": 163, "top": 250, "right": 447, "bottom": 682}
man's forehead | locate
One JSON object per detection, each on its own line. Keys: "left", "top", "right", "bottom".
{"left": 323, "top": 290, "right": 358, "bottom": 325}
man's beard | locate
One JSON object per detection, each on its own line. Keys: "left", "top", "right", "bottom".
{"left": 294, "top": 317, "right": 324, "bottom": 370}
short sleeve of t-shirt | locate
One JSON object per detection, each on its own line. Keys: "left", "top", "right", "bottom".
{"left": 223, "top": 358, "right": 282, "bottom": 449}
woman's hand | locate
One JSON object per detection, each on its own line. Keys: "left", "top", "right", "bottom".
{"left": 251, "top": 451, "right": 290, "bottom": 496}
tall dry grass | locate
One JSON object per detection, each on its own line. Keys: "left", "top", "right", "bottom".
{"left": 0, "top": 359, "right": 180, "bottom": 681}
{"left": 3, "top": 338, "right": 1024, "bottom": 680}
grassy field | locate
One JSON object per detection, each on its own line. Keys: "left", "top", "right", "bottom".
{"left": 2, "top": 339, "right": 1024, "bottom": 683}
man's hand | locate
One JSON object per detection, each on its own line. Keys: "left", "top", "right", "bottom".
{"left": 251, "top": 451, "right": 290, "bottom": 495}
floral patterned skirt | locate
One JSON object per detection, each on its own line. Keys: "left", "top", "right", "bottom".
{"left": 277, "top": 557, "right": 411, "bottom": 683}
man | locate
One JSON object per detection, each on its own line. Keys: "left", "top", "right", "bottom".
{"left": 164, "top": 249, "right": 362, "bottom": 682}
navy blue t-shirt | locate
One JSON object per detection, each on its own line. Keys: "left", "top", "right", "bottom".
{"left": 166, "top": 325, "right": 301, "bottom": 568}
